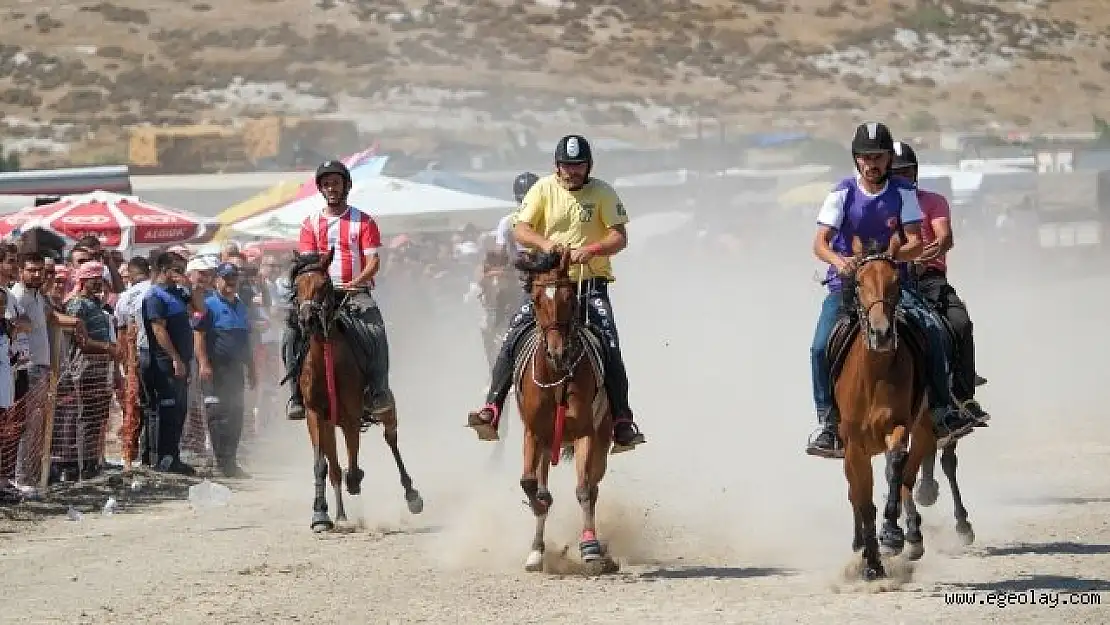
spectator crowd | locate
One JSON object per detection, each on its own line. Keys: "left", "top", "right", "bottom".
{"left": 0, "top": 223, "right": 504, "bottom": 505}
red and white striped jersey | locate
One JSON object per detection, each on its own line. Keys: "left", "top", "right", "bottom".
{"left": 298, "top": 205, "right": 382, "bottom": 286}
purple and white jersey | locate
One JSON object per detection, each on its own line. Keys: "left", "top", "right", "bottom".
{"left": 816, "top": 175, "right": 923, "bottom": 292}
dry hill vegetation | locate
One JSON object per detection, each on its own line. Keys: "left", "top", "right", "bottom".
{"left": 1, "top": 0, "right": 1109, "bottom": 164}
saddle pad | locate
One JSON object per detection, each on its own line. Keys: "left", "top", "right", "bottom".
{"left": 512, "top": 325, "right": 608, "bottom": 431}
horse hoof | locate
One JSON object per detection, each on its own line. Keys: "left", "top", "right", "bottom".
{"left": 311, "top": 518, "right": 334, "bottom": 533}
{"left": 956, "top": 523, "right": 975, "bottom": 546}
{"left": 579, "top": 539, "right": 603, "bottom": 562}
{"left": 906, "top": 541, "right": 925, "bottom": 561}
{"left": 406, "top": 490, "right": 424, "bottom": 515}
{"left": 863, "top": 565, "right": 886, "bottom": 581}
{"left": 914, "top": 479, "right": 940, "bottom": 507}
{"left": 524, "top": 550, "right": 544, "bottom": 572}
{"left": 879, "top": 528, "right": 905, "bottom": 556}
{"left": 346, "top": 468, "right": 365, "bottom": 496}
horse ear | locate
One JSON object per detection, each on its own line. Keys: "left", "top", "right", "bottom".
{"left": 886, "top": 233, "right": 902, "bottom": 257}
{"left": 850, "top": 235, "right": 863, "bottom": 257}
{"left": 559, "top": 248, "right": 572, "bottom": 273}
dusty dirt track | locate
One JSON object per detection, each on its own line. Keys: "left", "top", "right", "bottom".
{"left": 2, "top": 237, "right": 1109, "bottom": 624}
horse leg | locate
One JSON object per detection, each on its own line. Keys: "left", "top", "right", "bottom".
{"left": 380, "top": 406, "right": 423, "bottom": 514}
{"left": 845, "top": 444, "right": 883, "bottom": 580}
{"left": 307, "top": 412, "right": 333, "bottom": 532}
{"left": 879, "top": 426, "right": 909, "bottom": 556}
{"left": 901, "top": 423, "right": 933, "bottom": 561}
{"left": 520, "top": 428, "right": 550, "bottom": 572}
{"left": 321, "top": 424, "right": 346, "bottom": 524}
{"left": 343, "top": 420, "right": 364, "bottom": 496}
{"left": 574, "top": 435, "right": 603, "bottom": 563}
{"left": 940, "top": 443, "right": 975, "bottom": 545}
{"left": 914, "top": 449, "right": 940, "bottom": 506}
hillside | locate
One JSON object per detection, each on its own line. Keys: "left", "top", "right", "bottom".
{"left": 2, "top": 0, "right": 1108, "bottom": 165}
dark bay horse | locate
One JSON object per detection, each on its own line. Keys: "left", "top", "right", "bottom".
{"left": 835, "top": 235, "right": 937, "bottom": 580}
{"left": 290, "top": 249, "right": 423, "bottom": 532}
{"left": 478, "top": 261, "right": 519, "bottom": 369}
{"left": 512, "top": 246, "right": 614, "bottom": 573}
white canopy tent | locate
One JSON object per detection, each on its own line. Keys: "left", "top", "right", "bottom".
{"left": 231, "top": 175, "right": 517, "bottom": 239}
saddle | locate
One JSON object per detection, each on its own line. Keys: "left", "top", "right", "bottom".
{"left": 825, "top": 308, "right": 929, "bottom": 409}
{"left": 511, "top": 322, "right": 609, "bottom": 427}
{"left": 336, "top": 303, "right": 382, "bottom": 389}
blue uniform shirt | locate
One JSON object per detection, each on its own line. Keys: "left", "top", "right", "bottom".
{"left": 816, "top": 175, "right": 923, "bottom": 292}
{"left": 143, "top": 284, "right": 193, "bottom": 366}
{"left": 195, "top": 292, "right": 251, "bottom": 365}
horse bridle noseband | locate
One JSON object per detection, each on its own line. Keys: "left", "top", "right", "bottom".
{"left": 849, "top": 252, "right": 902, "bottom": 349}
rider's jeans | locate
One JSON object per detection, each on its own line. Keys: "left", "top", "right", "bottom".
{"left": 899, "top": 287, "right": 954, "bottom": 416}
{"left": 810, "top": 291, "right": 844, "bottom": 414}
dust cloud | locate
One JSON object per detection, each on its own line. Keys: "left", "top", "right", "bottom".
{"left": 242, "top": 179, "right": 1110, "bottom": 590}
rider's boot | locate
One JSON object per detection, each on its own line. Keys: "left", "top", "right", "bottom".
{"left": 603, "top": 345, "right": 645, "bottom": 453}
{"left": 467, "top": 324, "right": 525, "bottom": 441}
{"left": 958, "top": 397, "right": 991, "bottom": 427}
{"left": 974, "top": 374, "right": 988, "bottom": 387}
{"left": 282, "top": 322, "right": 305, "bottom": 420}
{"left": 806, "top": 406, "right": 843, "bottom": 459}
{"left": 932, "top": 402, "right": 977, "bottom": 448}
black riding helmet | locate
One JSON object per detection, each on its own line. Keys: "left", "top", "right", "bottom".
{"left": 315, "top": 159, "right": 352, "bottom": 192}
{"left": 513, "top": 171, "right": 540, "bottom": 203}
{"left": 851, "top": 122, "right": 895, "bottom": 181}
{"left": 554, "top": 134, "right": 593, "bottom": 178}
{"left": 892, "top": 140, "right": 919, "bottom": 170}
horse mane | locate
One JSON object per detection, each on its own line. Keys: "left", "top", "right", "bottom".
{"left": 289, "top": 253, "right": 326, "bottom": 282}
{"left": 514, "top": 249, "right": 562, "bottom": 274}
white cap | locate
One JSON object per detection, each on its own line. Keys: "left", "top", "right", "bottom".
{"left": 185, "top": 256, "right": 218, "bottom": 273}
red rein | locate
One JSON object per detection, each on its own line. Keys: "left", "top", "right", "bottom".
{"left": 550, "top": 402, "right": 568, "bottom": 466}
{"left": 322, "top": 340, "right": 339, "bottom": 426}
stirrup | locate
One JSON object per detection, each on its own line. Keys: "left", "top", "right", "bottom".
{"left": 805, "top": 427, "right": 844, "bottom": 459}
{"left": 286, "top": 397, "right": 306, "bottom": 420}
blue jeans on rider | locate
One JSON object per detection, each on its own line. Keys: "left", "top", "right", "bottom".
{"left": 899, "top": 287, "right": 956, "bottom": 419}
{"left": 809, "top": 292, "right": 843, "bottom": 415}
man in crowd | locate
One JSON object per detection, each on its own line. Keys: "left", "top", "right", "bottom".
{"left": 193, "top": 262, "right": 255, "bottom": 478}
{"left": 141, "top": 251, "right": 199, "bottom": 474}
{"left": 10, "top": 252, "right": 83, "bottom": 494}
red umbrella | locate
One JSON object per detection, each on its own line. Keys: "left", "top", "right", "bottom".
{"left": 0, "top": 190, "right": 214, "bottom": 250}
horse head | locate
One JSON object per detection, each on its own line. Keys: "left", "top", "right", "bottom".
{"left": 517, "top": 245, "right": 580, "bottom": 368}
{"left": 290, "top": 247, "right": 337, "bottom": 337}
{"left": 850, "top": 235, "right": 903, "bottom": 352}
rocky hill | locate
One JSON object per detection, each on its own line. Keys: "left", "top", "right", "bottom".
{"left": 2, "top": 0, "right": 1108, "bottom": 165}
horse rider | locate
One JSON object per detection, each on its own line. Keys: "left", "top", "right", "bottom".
{"left": 805, "top": 121, "right": 980, "bottom": 459}
{"left": 891, "top": 140, "right": 991, "bottom": 425}
{"left": 283, "top": 159, "right": 394, "bottom": 428}
{"left": 466, "top": 134, "right": 647, "bottom": 452}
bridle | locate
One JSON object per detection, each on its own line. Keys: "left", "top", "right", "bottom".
{"left": 529, "top": 275, "right": 587, "bottom": 389}
{"left": 293, "top": 263, "right": 341, "bottom": 340}
{"left": 848, "top": 252, "right": 902, "bottom": 351}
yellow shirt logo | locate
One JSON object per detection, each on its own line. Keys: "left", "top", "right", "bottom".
{"left": 513, "top": 175, "right": 630, "bottom": 282}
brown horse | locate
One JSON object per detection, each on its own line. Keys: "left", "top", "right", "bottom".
{"left": 290, "top": 249, "right": 423, "bottom": 532}
{"left": 478, "top": 262, "right": 520, "bottom": 369}
{"left": 512, "top": 246, "right": 614, "bottom": 573}
{"left": 836, "top": 235, "right": 936, "bottom": 580}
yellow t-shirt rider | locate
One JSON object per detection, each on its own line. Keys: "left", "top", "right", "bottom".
{"left": 465, "top": 134, "right": 646, "bottom": 453}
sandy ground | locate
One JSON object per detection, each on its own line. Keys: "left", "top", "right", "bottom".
{"left": 2, "top": 231, "right": 1109, "bottom": 624}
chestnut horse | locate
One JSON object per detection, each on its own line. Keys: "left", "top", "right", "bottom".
{"left": 512, "top": 246, "right": 613, "bottom": 572}
{"left": 290, "top": 249, "right": 423, "bottom": 532}
{"left": 478, "top": 264, "right": 519, "bottom": 369}
{"left": 835, "top": 235, "right": 937, "bottom": 580}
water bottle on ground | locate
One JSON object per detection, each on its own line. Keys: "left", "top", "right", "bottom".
{"left": 188, "top": 479, "right": 232, "bottom": 509}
